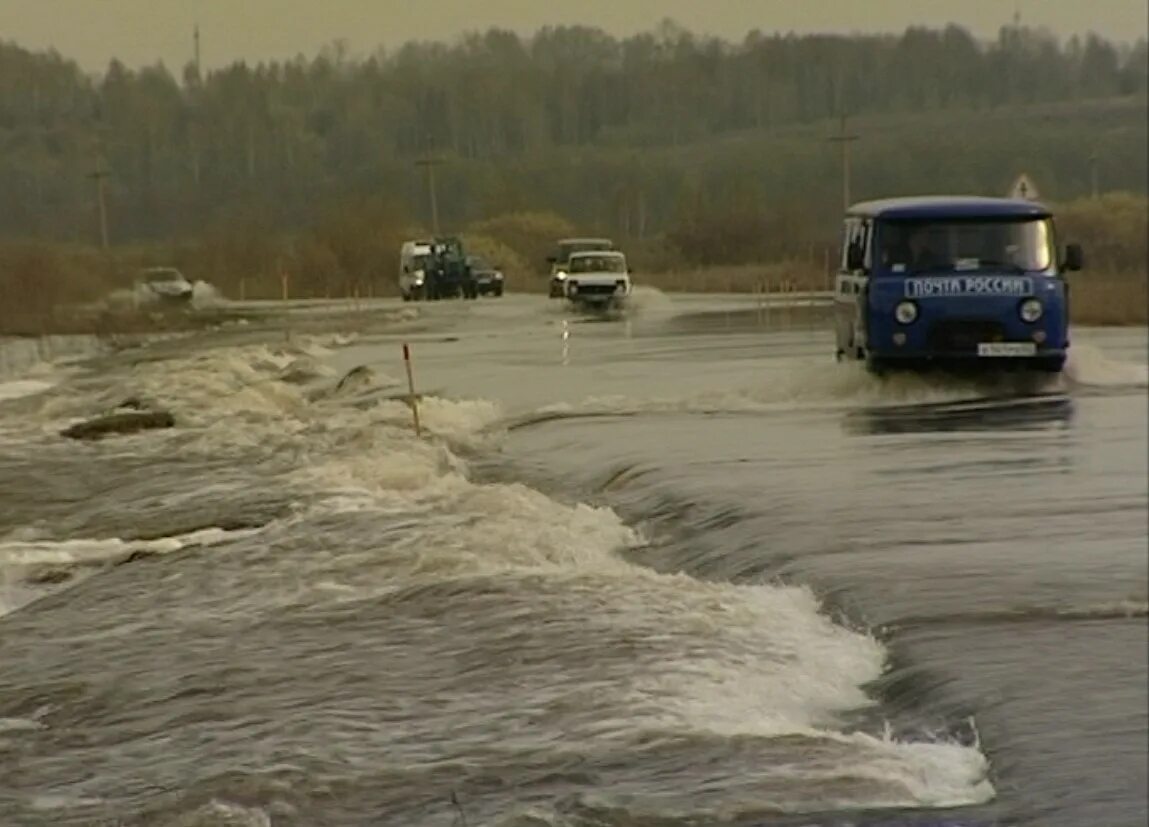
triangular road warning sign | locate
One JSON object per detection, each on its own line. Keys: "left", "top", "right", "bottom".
{"left": 1009, "top": 173, "right": 1039, "bottom": 200}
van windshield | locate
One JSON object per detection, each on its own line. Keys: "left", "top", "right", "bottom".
{"left": 143, "top": 268, "right": 184, "bottom": 283}
{"left": 569, "top": 255, "right": 626, "bottom": 274}
{"left": 878, "top": 218, "right": 1054, "bottom": 274}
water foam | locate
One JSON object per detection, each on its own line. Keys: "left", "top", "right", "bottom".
{"left": 6, "top": 336, "right": 997, "bottom": 815}
{"left": 159, "top": 800, "right": 273, "bottom": 827}
{"left": 275, "top": 407, "right": 994, "bottom": 812}
{"left": 191, "top": 280, "right": 227, "bottom": 308}
{"left": 522, "top": 337, "right": 1147, "bottom": 426}
{"left": 625, "top": 285, "right": 676, "bottom": 318}
{"left": 523, "top": 359, "right": 996, "bottom": 424}
{"left": 0, "top": 526, "right": 262, "bottom": 618}
{"left": 1064, "top": 341, "right": 1149, "bottom": 389}
{"left": 0, "top": 379, "right": 56, "bottom": 403}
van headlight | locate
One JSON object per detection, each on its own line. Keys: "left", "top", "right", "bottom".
{"left": 1019, "top": 298, "right": 1043, "bottom": 322}
{"left": 894, "top": 301, "right": 918, "bottom": 324}
{"left": 412, "top": 269, "right": 425, "bottom": 285}
{"left": 554, "top": 271, "right": 567, "bottom": 281}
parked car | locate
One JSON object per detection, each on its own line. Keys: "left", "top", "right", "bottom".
{"left": 466, "top": 255, "right": 505, "bottom": 297}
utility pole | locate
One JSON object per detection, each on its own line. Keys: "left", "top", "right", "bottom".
{"left": 194, "top": 24, "right": 202, "bottom": 76}
{"left": 88, "top": 157, "right": 110, "bottom": 250}
{"left": 828, "top": 113, "right": 859, "bottom": 212}
{"left": 414, "top": 156, "right": 444, "bottom": 235}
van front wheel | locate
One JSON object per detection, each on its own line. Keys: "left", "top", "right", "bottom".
{"left": 865, "top": 354, "right": 889, "bottom": 377}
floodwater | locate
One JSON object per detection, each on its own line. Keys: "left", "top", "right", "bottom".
{"left": 0, "top": 291, "right": 1145, "bottom": 827}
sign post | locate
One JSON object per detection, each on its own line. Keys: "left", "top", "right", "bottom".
{"left": 1008, "top": 173, "right": 1040, "bottom": 201}
{"left": 402, "top": 343, "right": 422, "bottom": 437}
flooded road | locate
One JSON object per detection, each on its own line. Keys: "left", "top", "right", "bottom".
{"left": 0, "top": 292, "right": 1145, "bottom": 826}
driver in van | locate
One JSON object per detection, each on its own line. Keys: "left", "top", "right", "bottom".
{"left": 884, "top": 225, "right": 943, "bottom": 270}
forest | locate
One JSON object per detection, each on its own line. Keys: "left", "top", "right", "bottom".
{"left": 0, "top": 19, "right": 1145, "bottom": 319}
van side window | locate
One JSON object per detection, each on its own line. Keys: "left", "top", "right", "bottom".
{"left": 840, "top": 218, "right": 871, "bottom": 273}
{"left": 859, "top": 220, "right": 872, "bottom": 271}
{"left": 840, "top": 219, "right": 858, "bottom": 270}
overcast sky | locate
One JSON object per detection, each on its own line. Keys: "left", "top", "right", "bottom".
{"left": 3, "top": 0, "right": 1146, "bottom": 73}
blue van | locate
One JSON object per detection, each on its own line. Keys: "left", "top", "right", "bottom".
{"left": 833, "top": 196, "right": 1083, "bottom": 374}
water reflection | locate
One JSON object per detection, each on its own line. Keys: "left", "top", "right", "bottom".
{"left": 843, "top": 393, "right": 1076, "bottom": 436}
{"left": 660, "top": 304, "right": 832, "bottom": 335}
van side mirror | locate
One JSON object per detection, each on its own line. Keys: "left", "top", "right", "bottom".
{"left": 846, "top": 242, "right": 865, "bottom": 271}
{"left": 1063, "top": 243, "right": 1084, "bottom": 272}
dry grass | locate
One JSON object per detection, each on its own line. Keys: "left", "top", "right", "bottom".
{"left": 641, "top": 262, "right": 834, "bottom": 294}
{"left": 3, "top": 199, "right": 1144, "bottom": 338}
{"left": 0, "top": 241, "right": 259, "bottom": 337}
{"left": 643, "top": 264, "right": 1146, "bottom": 328}
{"left": 1068, "top": 273, "right": 1148, "bottom": 326}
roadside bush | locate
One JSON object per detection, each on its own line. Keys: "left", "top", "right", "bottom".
{"left": 1053, "top": 192, "right": 1147, "bottom": 277}
{"left": 459, "top": 233, "right": 527, "bottom": 280}
{"left": 0, "top": 242, "right": 116, "bottom": 333}
{"left": 465, "top": 211, "right": 578, "bottom": 286}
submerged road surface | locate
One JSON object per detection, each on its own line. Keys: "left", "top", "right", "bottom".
{"left": 0, "top": 291, "right": 1145, "bottom": 827}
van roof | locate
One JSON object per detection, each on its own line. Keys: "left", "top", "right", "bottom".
{"left": 847, "top": 196, "right": 1051, "bottom": 220}
{"left": 559, "top": 237, "right": 612, "bottom": 244}
{"left": 570, "top": 249, "right": 624, "bottom": 258}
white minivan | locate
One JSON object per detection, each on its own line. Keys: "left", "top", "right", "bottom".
{"left": 398, "top": 240, "right": 434, "bottom": 301}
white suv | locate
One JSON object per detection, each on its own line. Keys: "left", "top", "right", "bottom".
{"left": 138, "top": 267, "right": 194, "bottom": 305}
{"left": 562, "top": 251, "right": 632, "bottom": 311}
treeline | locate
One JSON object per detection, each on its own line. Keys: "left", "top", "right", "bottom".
{"left": 0, "top": 21, "right": 1146, "bottom": 245}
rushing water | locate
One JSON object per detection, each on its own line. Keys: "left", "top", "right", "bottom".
{"left": 1, "top": 293, "right": 1145, "bottom": 826}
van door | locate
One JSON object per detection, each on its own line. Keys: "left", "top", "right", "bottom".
{"left": 835, "top": 218, "right": 871, "bottom": 358}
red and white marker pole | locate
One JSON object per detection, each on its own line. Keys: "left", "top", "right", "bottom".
{"left": 402, "top": 343, "right": 421, "bottom": 437}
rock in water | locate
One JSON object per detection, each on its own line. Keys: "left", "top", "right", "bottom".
{"left": 333, "top": 364, "right": 376, "bottom": 395}
{"left": 61, "top": 411, "right": 175, "bottom": 441}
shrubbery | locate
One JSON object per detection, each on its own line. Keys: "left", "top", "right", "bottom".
{"left": 2, "top": 194, "right": 1144, "bottom": 330}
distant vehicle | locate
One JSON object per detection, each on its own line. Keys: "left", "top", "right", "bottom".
{"left": 398, "top": 240, "right": 433, "bottom": 301}
{"left": 561, "top": 250, "right": 632, "bottom": 312}
{"left": 834, "top": 195, "right": 1083, "bottom": 375}
{"left": 547, "top": 237, "right": 614, "bottom": 298}
{"left": 398, "top": 237, "right": 479, "bottom": 301}
{"left": 137, "top": 267, "right": 194, "bottom": 305}
{"left": 466, "top": 255, "right": 505, "bottom": 297}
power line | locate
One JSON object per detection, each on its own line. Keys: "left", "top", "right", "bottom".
{"left": 194, "top": 24, "right": 201, "bottom": 76}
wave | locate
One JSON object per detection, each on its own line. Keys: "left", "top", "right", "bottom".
{"left": 1, "top": 335, "right": 996, "bottom": 816}
{"left": 0, "top": 526, "right": 264, "bottom": 619}
{"left": 887, "top": 598, "right": 1149, "bottom": 630}
{"left": 505, "top": 338, "right": 1146, "bottom": 432}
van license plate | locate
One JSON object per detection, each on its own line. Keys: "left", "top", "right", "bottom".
{"left": 977, "top": 342, "right": 1036, "bottom": 357}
